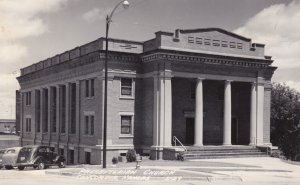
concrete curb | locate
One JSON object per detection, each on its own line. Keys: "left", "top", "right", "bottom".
{"left": 45, "top": 170, "right": 243, "bottom": 182}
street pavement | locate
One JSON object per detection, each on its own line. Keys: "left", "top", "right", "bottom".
{"left": 1, "top": 157, "right": 300, "bottom": 185}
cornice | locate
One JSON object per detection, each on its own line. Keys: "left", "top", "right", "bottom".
{"left": 142, "top": 53, "right": 270, "bottom": 68}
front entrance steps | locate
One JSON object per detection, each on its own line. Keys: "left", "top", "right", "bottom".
{"left": 183, "top": 145, "right": 268, "bottom": 160}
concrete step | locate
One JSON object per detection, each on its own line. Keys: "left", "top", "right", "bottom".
{"left": 186, "top": 149, "right": 262, "bottom": 154}
{"left": 181, "top": 146, "right": 268, "bottom": 160}
{"left": 185, "top": 154, "right": 268, "bottom": 159}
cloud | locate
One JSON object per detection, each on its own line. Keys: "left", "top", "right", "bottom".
{"left": 0, "top": 44, "right": 28, "bottom": 63}
{"left": 234, "top": 1, "right": 300, "bottom": 69}
{"left": 285, "top": 81, "right": 300, "bottom": 93}
{"left": 0, "top": 0, "right": 70, "bottom": 118}
{"left": 0, "top": 73, "right": 19, "bottom": 118}
{"left": 82, "top": 8, "right": 108, "bottom": 23}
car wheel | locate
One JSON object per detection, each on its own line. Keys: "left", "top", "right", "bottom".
{"left": 58, "top": 161, "right": 65, "bottom": 168}
{"left": 5, "top": 165, "right": 13, "bottom": 170}
{"left": 37, "top": 161, "right": 45, "bottom": 170}
{"left": 18, "top": 166, "right": 25, "bottom": 170}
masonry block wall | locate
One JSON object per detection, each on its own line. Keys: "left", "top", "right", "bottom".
{"left": 17, "top": 28, "right": 276, "bottom": 164}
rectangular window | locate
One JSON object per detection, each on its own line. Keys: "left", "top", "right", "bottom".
{"left": 121, "top": 116, "right": 132, "bottom": 135}
{"left": 25, "top": 91, "right": 31, "bottom": 105}
{"left": 212, "top": 40, "right": 220, "bottom": 46}
{"left": 204, "top": 39, "right": 211, "bottom": 45}
{"left": 61, "top": 85, "right": 66, "bottom": 133}
{"left": 188, "top": 36, "right": 194, "bottom": 43}
{"left": 195, "top": 37, "right": 202, "bottom": 44}
{"left": 25, "top": 118, "right": 31, "bottom": 132}
{"left": 85, "top": 79, "right": 95, "bottom": 98}
{"left": 70, "top": 83, "right": 76, "bottom": 134}
{"left": 230, "top": 42, "right": 236, "bottom": 48}
{"left": 84, "top": 116, "right": 89, "bottom": 135}
{"left": 51, "top": 87, "right": 57, "bottom": 133}
{"left": 84, "top": 115, "right": 94, "bottom": 135}
{"left": 121, "top": 78, "right": 133, "bottom": 96}
{"left": 90, "top": 116, "right": 94, "bottom": 135}
{"left": 221, "top": 41, "right": 228, "bottom": 47}
{"left": 43, "top": 89, "right": 48, "bottom": 132}
{"left": 36, "top": 90, "right": 41, "bottom": 132}
{"left": 237, "top": 43, "right": 243, "bottom": 49}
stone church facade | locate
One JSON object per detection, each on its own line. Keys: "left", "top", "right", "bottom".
{"left": 17, "top": 28, "right": 276, "bottom": 164}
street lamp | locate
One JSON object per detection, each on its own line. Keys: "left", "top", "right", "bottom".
{"left": 103, "top": 0, "right": 130, "bottom": 169}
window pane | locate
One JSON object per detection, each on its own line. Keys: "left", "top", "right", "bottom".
{"left": 90, "top": 116, "right": 94, "bottom": 135}
{"left": 91, "top": 79, "right": 94, "bottom": 97}
{"left": 85, "top": 116, "right": 89, "bottom": 134}
{"left": 121, "top": 78, "right": 132, "bottom": 96}
{"left": 121, "top": 116, "right": 132, "bottom": 134}
{"left": 85, "top": 80, "right": 89, "bottom": 97}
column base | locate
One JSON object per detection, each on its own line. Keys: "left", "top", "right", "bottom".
{"left": 150, "top": 146, "right": 163, "bottom": 160}
{"left": 194, "top": 144, "right": 203, "bottom": 147}
{"left": 222, "top": 143, "right": 232, "bottom": 146}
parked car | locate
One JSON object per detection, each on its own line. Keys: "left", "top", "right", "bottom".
{"left": 1, "top": 147, "right": 22, "bottom": 170}
{"left": 0, "top": 148, "right": 7, "bottom": 169}
{"left": 2, "top": 145, "right": 65, "bottom": 170}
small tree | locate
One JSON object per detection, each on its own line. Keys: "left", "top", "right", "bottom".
{"left": 271, "top": 83, "right": 300, "bottom": 160}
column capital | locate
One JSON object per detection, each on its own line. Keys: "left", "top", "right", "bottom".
{"left": 196, "top": 77, "right": 205, "bottom": 81}
{"left": 225, "top": 80, "right": 233, "bottom": 83}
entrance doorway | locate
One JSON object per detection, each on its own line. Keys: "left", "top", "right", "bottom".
{"left": 185, "top": 118, "right": 195, "bottom": 145}
{"left": 231, "top": 118, "right": 239, "bottom": 145}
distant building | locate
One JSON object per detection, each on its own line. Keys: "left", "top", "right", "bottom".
{"left": 0, "top": 119, "right": 16, "bottom": 134}
{"left": 17, "top": 28, "right": 276, "bottom": 165}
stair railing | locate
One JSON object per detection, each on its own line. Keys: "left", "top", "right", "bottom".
{"left": 173, "top": 136, "right": 187, "bottom": 152}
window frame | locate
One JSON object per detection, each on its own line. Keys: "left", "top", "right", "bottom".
{"left": 120, "top": 78, "right": 135, "bottom": 99}
{"left": 83, "top": 111, "right": 95, "bottom": 136}
{"left": 85, "top": 79, "right": 95, "bottom": 98}
{"left": 25, "top": 91, "right": 32, "bottom": 106}
{"left": 119, "top": 112, "right": 134, "bottom": 137}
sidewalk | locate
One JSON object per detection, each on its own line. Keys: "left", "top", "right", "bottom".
{"left": 45, "top": 157, "right": 300, "bottom": 183}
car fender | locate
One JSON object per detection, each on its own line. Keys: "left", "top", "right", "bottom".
{"left": 54, "top": 156, "right": 65, "bottom": 163}
{"left": 33, "top": 156, "right": 45, "bottom": 164}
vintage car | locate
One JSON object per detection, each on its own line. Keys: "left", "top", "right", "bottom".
{"left": 2, "top": 145, "right": 65, "bottom": 170}
{"left": 0, "top": 148, "right": 7, "bottom": 169}
{"left": 1, "top": 147, "right": 22, "bottom": 170}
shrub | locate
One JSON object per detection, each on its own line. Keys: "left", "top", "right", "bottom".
{"left": 126, "top": 149, "right": 136, "bottom": 162}
{"left": 112, "top": 157, "right": 118, "bottom": 164}
{"left": 177, "top": 152, "right": 185, "bottom": 161}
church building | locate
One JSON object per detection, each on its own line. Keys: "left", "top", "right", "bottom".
{"left": 17, "top": 28, "right": 276, "bottom": 164}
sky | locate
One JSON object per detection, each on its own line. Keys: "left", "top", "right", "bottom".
{"left": 0, "top": 0, "right": 299, "bottom": 119}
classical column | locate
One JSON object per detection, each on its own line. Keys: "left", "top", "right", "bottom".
{"left": 153, "top": 76, "right": 159, "bottom": 148}
{"left": 194, "top": 78, "right": 204, "bottom": 146}
{"left": 223, "top": 80, "right": 232, "bottom": 146}
{"left": 249, "top": 82, "right": 257, "bottom": 145}
{"left": 159, "top": 75, "right": 172, "bottom": 146}
{"left": 256, "top": 81, "right": 265, "bottom": 145}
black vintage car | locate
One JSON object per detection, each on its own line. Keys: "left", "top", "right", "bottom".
{"left": 3, "top": 145, "right": 66, "bottom": 170}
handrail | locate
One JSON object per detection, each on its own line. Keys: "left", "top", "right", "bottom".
{"left": 173, "top": 136, "right": 187, "bottom": 152}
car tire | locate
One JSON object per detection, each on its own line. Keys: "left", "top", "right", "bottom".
{"left": 37, "top": 161, "right": 45, "bottom": 170}
{"left": 58, "top": 161, "right": 65, "bottom": 168}
{"left": 18, "top": 166, "right": 25, "bottom": 170}
{"left": 5, "top": 165, "right": 13, "bottom": 170}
